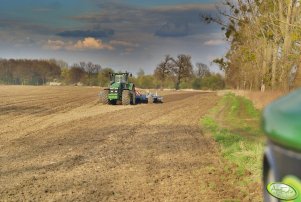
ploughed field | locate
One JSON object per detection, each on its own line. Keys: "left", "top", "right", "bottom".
{"left": 0, "top": 86, "right": 240, "bottom": 201}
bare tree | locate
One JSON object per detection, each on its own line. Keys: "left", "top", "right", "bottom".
{"left": 78, "top": 61, "right": 102, "bottom": 86}
{"left": 69, "top": 66, "right": 85, "bottom": 84}
{"left": 154, "top": 55, "right": 172, "bottom": 90}
{"left": 195, "top": 63, "right": 210, "bottom": 78}
{"left": 170, "top": 54, "right": 193, "bottom": 90}
{"left": 98, "top": 67, "right": 114, "bottom": 87}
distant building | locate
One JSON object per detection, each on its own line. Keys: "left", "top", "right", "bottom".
{"left": 48, "top": 82, "right": 62, "bottom": 86}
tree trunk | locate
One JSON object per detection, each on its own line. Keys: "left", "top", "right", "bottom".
{"left": 262, "top": 44, "right": 267, "bottom": 79}
{"left": 271, "top": 44, "right": 278, "bottom": 90}
{"left": 160, "top": 79, "right": 164, "bottom": 91}
{"left": 279, "top": 0, "right": 293, "bottom": 91}
{"left": 175, "top": 81, "right": 180, "bottom": 90}
{"left": 293, "top": 61, "right": 301, "bottom": 89}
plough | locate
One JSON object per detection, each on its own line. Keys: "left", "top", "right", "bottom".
{"left": 135, "top": 90, "right": 163, "bottom": 104}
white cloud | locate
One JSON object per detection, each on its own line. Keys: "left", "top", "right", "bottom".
{"left": 45, "top": 39, "right": 66, "bottom": 50}
{"left": 204, "top": 39, "right": 225, "bottom": 46}
{"left": 74, "top": 37, "right": 113, "bottom": 50}
{"left": 45, "top": 37, "right": 114, "bottom": 51}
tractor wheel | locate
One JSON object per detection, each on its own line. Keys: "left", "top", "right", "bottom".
{"left": 101, "top": 90, "right": 109, "bottom": 104}
{"left": 122, "top": 90, "right": 131, "bottom": 105}
{"left": 131, "top": 92, "right": 136, "bottom": 105}
{"left": 263, "top": 155, "right": 278, "bottom": 202}
{"left": 148, "top": 96, "right": 153, "bottom": 104}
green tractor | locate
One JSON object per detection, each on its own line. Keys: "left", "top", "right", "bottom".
{"left": 262, "top": 89, "right": 301, "bottom": 201}
{"left": 100, "top": 72, "right": 136, "bottom": 105}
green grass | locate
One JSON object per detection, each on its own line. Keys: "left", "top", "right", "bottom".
{"left": 201, "top": 93, "right": 264, "bottom": 181}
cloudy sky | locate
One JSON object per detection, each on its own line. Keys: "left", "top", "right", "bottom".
{"left": 0, "top": 0, "right": 227, "bottom": 73}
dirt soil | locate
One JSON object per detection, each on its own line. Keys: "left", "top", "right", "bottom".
{"left": 0, "top": 86, "right": 245, "bottom": 201}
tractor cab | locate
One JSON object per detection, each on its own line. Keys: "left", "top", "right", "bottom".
{"left": 110, "top": 73, "right": 132, "bottom": 84}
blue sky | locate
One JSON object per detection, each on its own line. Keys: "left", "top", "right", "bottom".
{"left": 125, "top": 0, "right": 215, "bottom": 7}
{"left": 0, "top": 0, "right": 227, "bottom": 73}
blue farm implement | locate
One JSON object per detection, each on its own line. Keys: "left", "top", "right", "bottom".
{"left": 135, "top": 90, "right": 163, "bottom": 104}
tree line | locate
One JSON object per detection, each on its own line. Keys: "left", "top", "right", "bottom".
{"left": 0, "top": 59, "right": 61, "bottom": 85}
{"left": 204, "top": 0, "right": 301, "bottom": 91}
{"left": 0, "top": 56, "right": 225, "bottom": 90}
{"left": 153, "top": 54, "right": 225, "bottom": 90}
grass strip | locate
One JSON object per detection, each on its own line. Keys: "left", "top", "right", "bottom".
{"left": 201, "top": 93, "right": 264, "bottom": 181}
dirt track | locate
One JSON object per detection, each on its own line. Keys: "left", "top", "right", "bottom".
{"left": 0, "top": 86, "right": 242, "bottom": 201}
